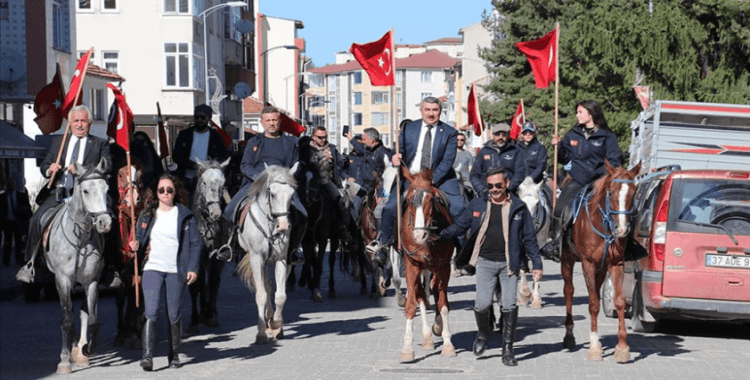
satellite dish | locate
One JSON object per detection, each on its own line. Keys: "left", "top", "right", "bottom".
{"left": 233, "top": 82, "right": 251, "bottom": 99}
{"left": 234, "top": 19, "right": 254, "bottom": 34}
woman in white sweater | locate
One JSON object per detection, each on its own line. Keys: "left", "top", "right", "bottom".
{"left": 129, "top": 174, "right": 201, "bottom": 371}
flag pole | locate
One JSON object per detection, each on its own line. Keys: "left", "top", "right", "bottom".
{"left": 521, "top": 98, "right": 526, "bottom": 122}
{"left": 124, "top": 127, "right": 140, "bottom": 308}
{"left": 48, "top": 47, "right": 93, "bottom": 189}
{"left": 389, "top": 28, "right": 402, "bottom": 253}
{"left": 552, "top": 22, "right": 560, "bottom": 209}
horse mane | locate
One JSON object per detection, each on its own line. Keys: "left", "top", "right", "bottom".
{"left": 589, "top": 166, "right": 631, "bottom": 206}
{"left": 196, "top": 159, "right": 224, "bottom": 180}
{"left": 247, "top": 165, "right": 297, "bottom": 202}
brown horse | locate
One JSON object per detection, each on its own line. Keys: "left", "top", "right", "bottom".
{"left": 561, "top": 161, "right": 641, "bottom": 362}
{"left": 398, "top": 167, "right": 456, "bottom": 363}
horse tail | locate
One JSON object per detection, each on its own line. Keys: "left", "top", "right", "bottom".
{"left": 236, "top": 253, "right": 256, "bottom": 293}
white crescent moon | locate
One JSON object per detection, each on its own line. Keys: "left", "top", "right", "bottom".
{"left": 73, "top": 69, "right": 80, "bottom": 78}
{"left": 548, "top": 45, "right": 554, "bottom": 68}
{"left": 116, "top": 111, "right": 124, "bottom": 130}
{"left": 383, "top": 48, "right": 392, "bottom": 75}
{"left": 515, "top": 113, "right": 523, "bottom": 126}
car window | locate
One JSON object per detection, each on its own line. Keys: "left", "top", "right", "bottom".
{"left": 668, "top": 179, "right": 750, "bottom": 236}
{"left": 636, "top": 181, "right": 663, "bottom": 237}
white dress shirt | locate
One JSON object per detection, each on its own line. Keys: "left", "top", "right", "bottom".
{"left": 409, "top": 121, "right": 438, "bottom": 174}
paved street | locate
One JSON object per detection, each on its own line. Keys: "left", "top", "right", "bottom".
{"left": 1, "top": 253, "right": 748, "bottom": 380}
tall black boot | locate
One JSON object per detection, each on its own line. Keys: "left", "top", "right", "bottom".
{"left": 473, "top": 309, "right": 492, "bottom": 357}
{"left": 501, "top": 307, "right": 519, "bottom": 366}
{"left": 141, "top": 319, "right": 156, "bottom": 371}
{"left": 336, "top": 201, "right": 353, "bottom": 248}
{"left": 540, "top": 216, "right": 562, "bottom": 262}
{"left": 168, "top": 317, "right": 182, "bottom": 368}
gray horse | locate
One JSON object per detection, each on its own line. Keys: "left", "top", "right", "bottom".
{"left": 236, "top": 163, "right": 298, "bottom": 344}
{"left": 516, "top": 176, "right": 551, "bottom": 309}
{"left": 44, "top": 158, "right": 112, "bottom": 374}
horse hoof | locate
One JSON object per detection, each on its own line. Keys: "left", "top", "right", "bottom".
{"left": 397, "top": 295, "right": 406, "bottom": 308}
{"left": 186, "top": 324, "right": 199, "bottom": 334}
{"left": 441, "top": 344, "right": 457, "bottom": 357}
{"left": 71, "top": 347, "right": 89, "bottom": 367}
{"left": 56, "top": 363, "right": 72, "bottom": 374}
{"left": 614, "top": 346, "right": 631, "bottom": 363}
{"left": 275, "top": 327, "right": 284, "bottom": 340}
{"left": 562, "top": 335, "right": 576, "bottom": 349}
{"left": 399, "top": 350, "right": 415, "bottom": 363}
{"left": 329, "top": 289, "right": 337, "bottom": 298}
{"left": 82, "top": 342, "right": 96, "bottom": 357}
{"left": 517, "top": 294, "right": 530, "bottom": 306}
{"left": 269, "top": 319, "right": 283, "bottom": 330}
{"left": 587, "top": 345, "right": 603, "bottom": 361}
{"left": 255, "top": 335, "right": 270, "bottom": 345}
{"left": 421, "top": 336, "right": 434, "bottom": 350}
{"left": 432, "top": 323, "right": 442, "bottom": 336}
{"left": 312, "top": 289, "right": 324, "bottom": 303}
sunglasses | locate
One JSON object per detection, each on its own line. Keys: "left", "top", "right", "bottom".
{"left": 158, "top": 187, "right": 175, "bottom": 194}
{"left": 493, "top": 131, "right": 509, "bottom": 137}
{"left": 486, "top": 182, "right": 506, "bottom": 189}
{"left": 194, "top": 114, "right": 209, "bottom": 120}
{"left": 314, "top": 135, "right": 327, "bottom": 140}
{"left": 457, "top": 139, "right": 465, "bottom": 142}
{"left": 521, "top": 130, "right": 535, "bottom": 135}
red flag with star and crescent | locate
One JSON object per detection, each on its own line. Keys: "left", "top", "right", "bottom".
{"left": 33, "top": 63, "right": 66, "bottom": 135}
{"left": 515, "top": 29, "right": 557, "bottom": 89}
{"left": 510, "top": 100, "right": 525, "bottom": 139}
{"left": 62, "top": 48, "right": 93, "bottom": 119}
{"left": 349, "top": 30, "right": 395, "bottom": 86}
{"left": 106, "top": 83, "right": 134, "bottom": 152}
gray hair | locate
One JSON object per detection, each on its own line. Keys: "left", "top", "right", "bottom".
{"left": 69, "top": 105, "right": 93, "bottom": 123}
{"left": 363, "top": 127, "right": 380, "bottom": 142}
{"left": 420, "top": 96, "right": 442, "bottom": 112}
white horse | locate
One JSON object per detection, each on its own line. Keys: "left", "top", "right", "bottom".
{"left": 236, "top": 163, "right": 298, "bottom": 344}
{"left": 516, "top": 176, "right": 551, "bottom": 309}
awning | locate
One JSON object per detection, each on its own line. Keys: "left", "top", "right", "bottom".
{"left": 0, "top": 121, "right": 47, "bottom": 159}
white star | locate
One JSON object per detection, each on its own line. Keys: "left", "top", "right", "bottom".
{"left": 377, "top": 57, "right": 384, "bottom": 68}
{"left": 73, "top": 69, "right": 80, "bottom": 78}
{"left": 53, "top": 99, "right": 61, "bottom": 108}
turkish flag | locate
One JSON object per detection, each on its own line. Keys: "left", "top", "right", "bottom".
{"left": 349, "top": 30, "right": 395, "bottom": 86}
{"left": 62, "top": 48, "right": 93, "bottom": 118}
{"left": 210, "top": 120, "right": 233, "bottom": 148}
{"left": 510, "top": 100, "right": 525, "bottom": 139}
{"left": 279, "top": 112, "right": 305, "bottom": 137}
{"left": 515, "top": 29, "right": 557, "bottom": 89}
{"left": 634, "top": 86, "right": 650, "bottom": 110}
{"left": 106, "top": 84, "right": 134, "bottom": 152}
{"left": 467, "top": 83, "right": 484, "bottom": 136}
{"left": 156, "top": 102, "right": 170, "bottom": 158}
{"left": 33, "top": 63, "right": 66, "bottom": 135}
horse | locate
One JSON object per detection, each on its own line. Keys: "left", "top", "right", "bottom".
{"left": 398, "top": 167, "right": 456, "bottom": 363}
{"left": 43, "top": 158, "right": 112, "bottom": 373}
{"left": 187, "top": 157, "right": 231, "bottom": 333}
{"left": 561, "top": 161, "right": 641, "bottom": 362}
{"left": 235, "top": 163, "right": 298, "bottom": 344}
{"left": 516, "top": 176, "right": 551, "bottom": 309}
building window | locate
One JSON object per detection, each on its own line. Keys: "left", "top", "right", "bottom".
{"left": 353, "top": 113, "right": 362, "bottom": 126}
{"left": 77, "top": 0, "right": 91, "bottom": 10}
{"left": 164, "top": 43, "right": 191, "bottom": 88}
{"left": 353, "top": 92, "right": 362, "bottom": 105}
{"left": 312, "top": 114, "right": 325, "bottom": 127}
{"left": 372, "top": 91, "right": 388, "bottom": 105}
{"left": 164, "top": 0, "right": 196, "bottom": 13}
{"left": 102, "top": 51, "right": 118, "bottom": 74}
{"left": 397, "top": 70, "right": 403, "bottom": 86}
{"left": 309, "top": 74, "right": 324, "bottom": 87}
{"left": 225, "top": 7, "right": 242, "bottom": 42}
{"left": 328, "top": 76, "right": 337, "bottom": 92}
{"left": 89, "top": 88, "right": 104, "bottom": 121}
{"left": 102, "top": 0, "right": 117, "bottom": 11}
{"left": 78, "top": 50, "right": 95, "bottom": 64}
{"left": 309, "top": 95, "right": 325, "bottom": 108}
{"left": 421, "top": 70, "right": 432, "bottom": 82}
{"left": 329, "top": 116, "right": 337, "bottom": 130}
{"left": 421, "top": 92, "right": 432, "bottom": 100}
{"left": 397, "top": 91, "right": 402, "bottom": 108}
{"left": 193, "top": 43, "right": 204, "bottom": 90}
{"left": 328, "top": 96, "right": 336, "bottom": 111}
{"left": 372, "top": 112, "right": 388, "bottom": 126}
{"left": 52, "top": 1, "right": 70, "bottom": 52}
{"left": 382, "top": 133, "right": 390, "bottom": 148}
{"left": 353, "top": 71, "right": 362, "bottom": 84}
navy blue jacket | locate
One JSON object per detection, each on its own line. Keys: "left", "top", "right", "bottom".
{"left": 470, "top": 141, "right": 525, "bottom": 195}
{"left": 135, "top": 204, "right": 202, "bottom": 284}
{"left": 241, "top": 134, "right": 300, "bottom": 184}
{"left": 559, "top": 125, "right": 622, "bottom": 185}
{"left": 399, "top": 119, "right": 460, "bottom": 195}
{"left": 516, "top": 138, "right": 548, "bottom": 183}
{"left": 440, "top": 193, "right": 542, "bottom": 272}
{"left": 349, "top": 139, "right": 391, "bottom": 190}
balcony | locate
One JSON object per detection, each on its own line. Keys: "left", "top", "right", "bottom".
{"left": 225, "top": 66, "right": 255, "bottom": 95}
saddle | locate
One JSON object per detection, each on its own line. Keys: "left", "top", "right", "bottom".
{"left": 41, "top": 202, "right": 66, "bottom": 252}
{"left": 564, "top": 185, "right": 594, "bottom": 227}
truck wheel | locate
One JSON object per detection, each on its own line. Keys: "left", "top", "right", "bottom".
{"left": 631, "top": 284, "right": 656, "bottom": 333}
{"left": 601, "top": 272, "right": 616, "bottom": 318}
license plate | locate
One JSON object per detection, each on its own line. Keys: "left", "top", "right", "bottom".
{"left": 705, "top": 254, "right": 750, "bottom": 269}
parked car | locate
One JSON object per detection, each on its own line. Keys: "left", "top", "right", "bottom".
{"left": 602, "top": 166, "right": 750, "bottom": 331}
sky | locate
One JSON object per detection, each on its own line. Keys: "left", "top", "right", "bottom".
{"left": 260, "top": 0, "right": 494, "bottom": 67}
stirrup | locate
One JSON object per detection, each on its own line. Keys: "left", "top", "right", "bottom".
{"left": 16, "top": 261, "right": 36, "bottom": 284}
{"left": 365, "top": 240, "right": 381, "bottom": 255}
{"left": 212, "top": 244, "right": 234, "bottom": 262}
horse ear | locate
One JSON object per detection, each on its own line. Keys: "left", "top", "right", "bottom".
{"left": 289, "top": 162, "right": 299, "bottom": 176}
{"left": 630, "top": 161, "right": 642, "bottom": 176}
{"left": 95, "top": 157, "right": 108, "bottom": 174}
{"left": 220, "top": 157, "right": 231, "bottom": 169}
{"left": 195, "top": 157, "right": 206, "bottom": 170}
{"left": 604, "top": 160, "right": 615, "bottom": 176}
{"left": 401, "top": 164, "right": 413, "bottom": 183}
{"left": 264, "top": 162, "right": 270, "bottom": 172}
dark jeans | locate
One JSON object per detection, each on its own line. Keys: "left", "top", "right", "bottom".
{"left": 553, "top": 180, "right": 584, "bottom": 219}
{"left": 142, "top": 270, "right": 185, "bottom": 324}
{"left": 475, "top": 256, "right": 518, "bottom": 313}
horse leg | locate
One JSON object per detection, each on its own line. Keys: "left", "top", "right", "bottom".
{"left": 610, "top": 264, "right": 630, "bottom": 363}
{"left": 391, "top": 248, "right": 405, "bottom": 307}
{"left": 531, "top": 277, "right": 543, "bottom": 309}
{"left": 434, "top": 262, "right": 455, "bottom": 357}
{"left": 55, "top": 278, "right": 75, "bottom": 374}
{"left": 422, "top": 270, "right": 432, "bottom": 309}
{"left": 561, "top": 254, "right": 576, "bottom": 349}
{"left": 205, "top": 258, "right": 225, "bottom": 327}
{"left": 251, "top": 258, "right": 270, "bottom": 345}
{"left": 76, "top": 281, "right": 100, "bottom": 362}
{"left": 310, "top": 239, "right": 325, "bottom": 302}
{"left": 517, "top": 269, "right": 531, "bottom": 306}
{"left": 328, "top": 239, "right": 338, "bottom": 298}
{"left": 270, "top": 260, "right": 289, "bottom": 339}
{"left": 113, "top": 282, "right": 128, "bottom": 346}
{"left": 582, "top": 260, "right": 606, "bottom": 361}
{"left": 399, "top": 261, "right": 419, "bottom": 363}
{"left": 71, "top": 303, "right": 90, "bottom": 367}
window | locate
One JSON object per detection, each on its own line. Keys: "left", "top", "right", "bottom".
{"left": 421, "top": 70, "right": 432, "bottom": 82}
{"left": 312, "top": 114, "right": 325, "bottom": 127}
{"left": 372, "top": 112, "right": 388, "bottom": 126}
{"left": 89, "top": 89, "right": 104, "bottom": 121}
{"left": 164, "top": 0, "right": 193, "bottom": 13}
{"left": 382, "top": 133, "right": 390, "bottom": 148}
{"left": 329, "top": 116, "right": 336, "bottom": 130}
{"left": 52, "top": 1, "right": 70, "bottom": 51}
{"left": 77, "top": 0, "right": 91, "bottom": 10}
{"left": 193, "top": 43, "right": 204, "bottom": 90}
{"left": 309, "top": 74, "right": 324, "bottom": 87}
{"left": 353, "top": 71, "right": 362, "bottom": 84}
{"left": 78, "top": 50, "right": 95, "bottom": 64}
{"left": 225, "top": 7, "right": 242, "bottom": 42}
{"left": 328, "top": 96, "right": 336, "bottom": 111}
{"left": 102, "top": 51, "right": 119, "bottom": 74}
{"left": 353, "top": 92, "right": 362, "bottom": 105}
{"left": 328, "top": 76, "right": 337, "bottom": 91}
{"left": 164, "top": 43, "right": 191, "bottom": 88}
{"left": 308, "top": 95, "right": 325, "bottom": 108}
{"left": 421, "top": 92, "right": 432, "bottom": 100}
{"left": 353, "top": 113, "right": 362, "bottom": 126}
{"left": 397, "top": 91, "right": 402, "bottom": 109}
{"left": 372, "top": 91, "right": 388, "bottom": 105}
{"left": 102, "top": 0, "right": 117, "bottom": 11}
{"left": 397, "top": 70, "right": 403, "bottom": 86}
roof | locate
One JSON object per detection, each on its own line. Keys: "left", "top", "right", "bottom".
{"left": 0, "top": 121, "right": 46, "bottom": 159}
{"left": 309, "top": 50, "right": 459, "bottom": 75}
{"left": 243, "top": 97, "right": 264, "bottom": 114}
{"left": 87, "top": 64, "right": 125, "bottom": 82}
{"left": 424, "top": 37, "right": 462, "bottom": 45}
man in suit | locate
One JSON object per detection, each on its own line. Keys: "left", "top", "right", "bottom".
{"left": 21, "top": 105, "right": 112, "bottom": 279}
{"left": 368, "top": 97, "right": 465, "bottom": 266}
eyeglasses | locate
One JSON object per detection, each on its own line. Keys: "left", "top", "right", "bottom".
{"left": 194, "top": 114, "right": 209, "bottom": 120}
{"left": 158, "top": 187, "right": 175, "bottom": 194}
{"left": 457, "top": 139, "right": 465, "bottom": 142}
{"left": 493, "top": 131, "right": 509, "bottom": 137}
{"left": 521, "top": 130, "right": 535, "bottom": 135}
{"left": 486, "top": 182, "right": 506, "bottom": 189}
{"left": 314, "top": 135, "right": 327, "bottom": 140}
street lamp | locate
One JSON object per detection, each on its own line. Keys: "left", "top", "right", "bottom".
{"left": 260, "top": 45, "right": 299, "bottom": 104}
{"left": 201, "top": 1, "right": 247, "bottom": 105}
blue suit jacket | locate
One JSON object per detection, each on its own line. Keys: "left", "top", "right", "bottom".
{"left": 398, "top": 119, "right": 459, "bottom": 194}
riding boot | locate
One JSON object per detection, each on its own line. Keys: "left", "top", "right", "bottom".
{"left": 168, "top": 317, "right": 182, "bottom": 368}
{"left": 336, "top": 201, "right": 353, "bottom": 248}
{"left": 540, "top": 216, "right": 562, "bottom": 262}
{"left": 473, "top": 309, "right": 492, "bottom": 357}
{"left": 501, "top": 307, "right": 519, "bottom": 366}
{"left": 140, "top": 319, "right": 156, "bottom": 371}
{"left": 288, "top": 210, "right": 307, "bottom": 265}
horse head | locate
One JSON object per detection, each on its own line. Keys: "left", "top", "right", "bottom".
{"left": 262, "top": 162, "right": 298, "bottom": 235}
{"left": 518, "top": 176, "right": 543, "bottom": 216}
{"left": 74, "top": 158, "right": 112, "bottom": 234}
{"left": 604, "top": 161, "right": 642, "bottom": 237}
{"left": 195, "top": 157, "right": 231, "bottom": 222}
{"left": 403, "top": 168, "right": 438, "bottom": 246}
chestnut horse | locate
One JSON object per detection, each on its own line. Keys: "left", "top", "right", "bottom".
{"left": 398, "top": 167, "right": 455, "bottom": 363}
{"left": 561, "top": 161, "right": 641, "bottom": 362}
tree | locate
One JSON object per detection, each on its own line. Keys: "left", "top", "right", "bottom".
{"left": 480, "top": 0, "right": 750, "bottom": 165}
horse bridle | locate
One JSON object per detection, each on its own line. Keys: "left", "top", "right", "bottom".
{"left": 65, "top": 173, "right": 111, "bottom": 255}
{"left": 585, "top": 177, "right": 635, "bottom": 272}
{"left": 249, "top": 181, "right": 291, "bottom": 243}
{"left": 401, "top": 188, "right": 439, "bottom": 263}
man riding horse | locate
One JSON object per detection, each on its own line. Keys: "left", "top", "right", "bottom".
{"left": 343, "top": 128, "right": 392, "bottom": 225}
{"left": 19, "top": 105, "right": 112, "bottom": 283}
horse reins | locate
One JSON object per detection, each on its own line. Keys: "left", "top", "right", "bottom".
{"left": 582, "top": 177, "right": 635, "bottom": 272}
{"left": 247, "top": 181, "right": 291, "bottom": 255}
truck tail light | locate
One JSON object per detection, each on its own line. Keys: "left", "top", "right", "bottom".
{"left": 650, "top": 178, "right": 672, "bottom": 270}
